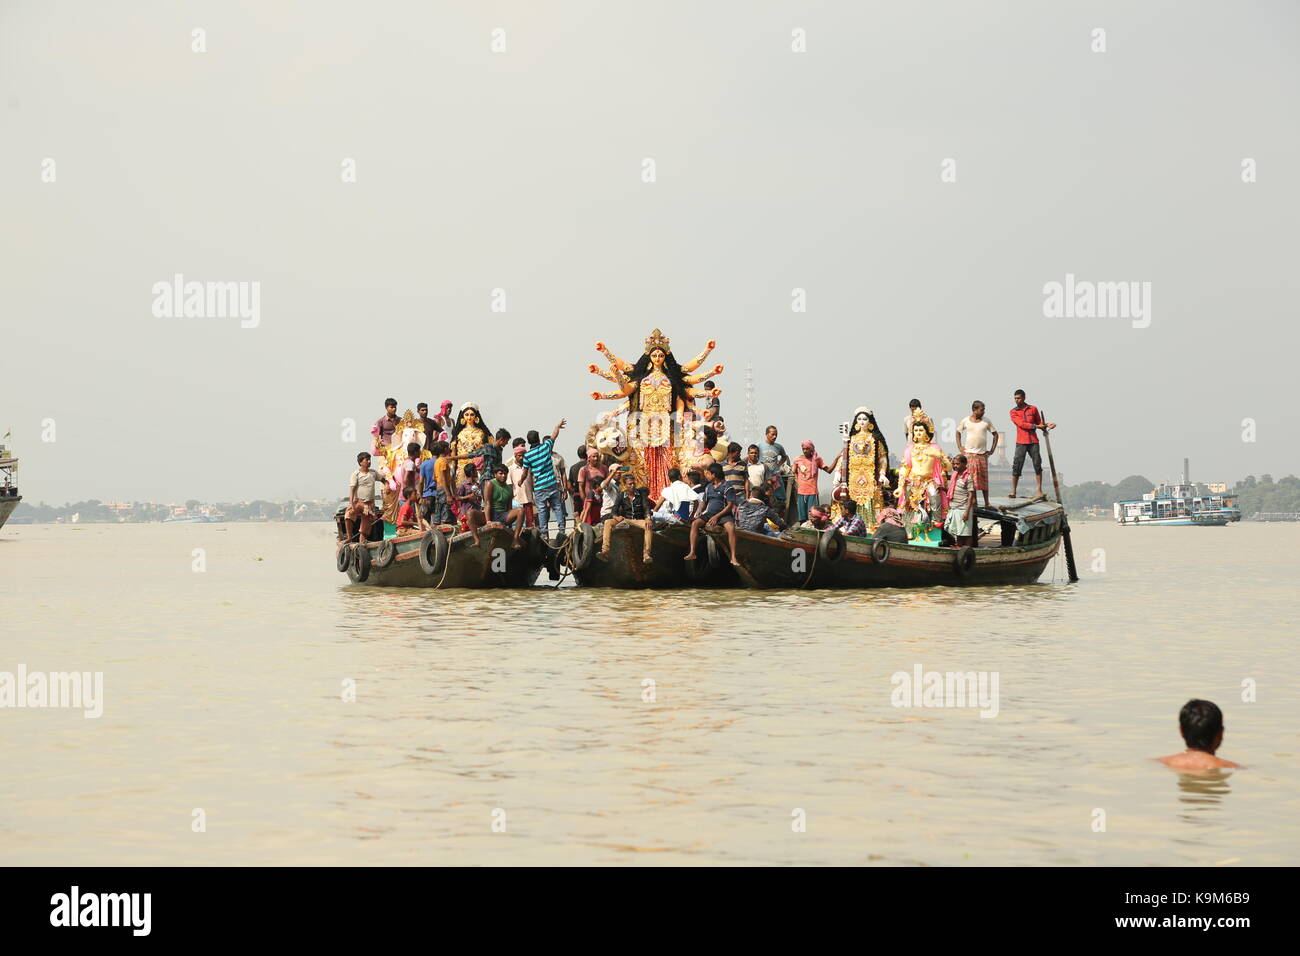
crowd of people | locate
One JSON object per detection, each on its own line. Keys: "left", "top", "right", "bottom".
{"left": 342, "top": 389, "right": 1058, "bottom": 555}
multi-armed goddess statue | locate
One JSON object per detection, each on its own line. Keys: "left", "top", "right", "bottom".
{"left": 587, "top": 329, "right": 723, "bottom": 494}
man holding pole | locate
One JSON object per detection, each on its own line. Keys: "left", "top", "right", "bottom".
{"left": 1008, "top": 389, "right": 1055, "bottom": 500}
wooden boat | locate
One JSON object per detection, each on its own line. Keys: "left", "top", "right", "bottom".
{"left": 567, "top": 521, "right": 741, "bottom": 589}
{"left": 335, "top": 525, "right": 545, "bottom": 588}
{"left": 0, "top": 447, "right": 21, "bottom": 532}
{"left": 725, "top": 497, "right": 1065, "bottom": 589}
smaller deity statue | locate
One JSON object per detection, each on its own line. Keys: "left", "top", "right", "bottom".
{"left": 832, "top": 407, "right": 891, "bottom": 529}
{"left": 896, "top": 420, "right": 950, "bottom": 545}
{"left": 450, "top": 402, "right": 492, "bottom": 480}
{"left": 902, "top": 401, "right": 936, "bottom": 446}
{"left": 381, "top": 409, "right": 432, "bottom": 525}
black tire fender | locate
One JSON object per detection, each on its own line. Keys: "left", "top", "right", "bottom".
{"left": 525, "top": 528, "right": 547, "bottom": 562}
{"left": 336, "top": 545, "right": 351, "bottom": 573}
{"left": 954, "top": 545, "right": 976, "bottom": 578}
{"left": 347, "top": 543, "right": 371, "bottom": 583}
{"left": 546, "top": 531, "right": 567, "bottom": 576}
{"left": 571, "top": 523, "right": 597, "bottom": 571}
{"left": 418, "top": 529, "right": 448, "bottom": 575}
{"left": 374, "top": 539, "right": 397, "bottom": 569}
{"left": 818, "top": 528, "right": 846, "bottom": 563}
{"left": 871, "top": 537, "right": 890, "bottom": 565}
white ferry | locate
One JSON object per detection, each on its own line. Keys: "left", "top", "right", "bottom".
{"left": 1114, "top": 460, "right": 1240, "bottom": 527}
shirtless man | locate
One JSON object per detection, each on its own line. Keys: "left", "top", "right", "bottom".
{"left": 1157, "top": 699, "right": 1242, "bottom": 771}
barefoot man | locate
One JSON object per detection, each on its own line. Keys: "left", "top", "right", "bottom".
{"left": 1008, "top": 389, "right": 1055, "bottom": 500}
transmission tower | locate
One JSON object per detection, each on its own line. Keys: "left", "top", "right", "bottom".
{"left": 743, "top": 363, "right": 759, "bottom": 447}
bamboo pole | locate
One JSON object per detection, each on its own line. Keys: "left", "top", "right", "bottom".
{"left": 1039, "top": 411, "right": 1078, "bottom": 582}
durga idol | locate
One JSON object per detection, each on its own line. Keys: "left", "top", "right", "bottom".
{"left": 588, "top": 329, "right": 723, "bottom": 494}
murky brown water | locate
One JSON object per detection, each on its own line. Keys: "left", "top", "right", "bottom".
{"left": 1, "top": 521, "right": 1296, "bottom": 865}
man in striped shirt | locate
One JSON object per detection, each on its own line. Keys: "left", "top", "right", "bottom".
{"left": 522, "top": 419, "right": 567, "bottom": 539}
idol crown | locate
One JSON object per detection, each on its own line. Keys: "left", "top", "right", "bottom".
{"left": 643, "top": 328, "right": 670, "bottom": 354}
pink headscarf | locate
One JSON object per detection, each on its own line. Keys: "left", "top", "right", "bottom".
{"left": 942, "top": 461, "right": 970, "bottom": 509}
{"left": 801, "top": 440, "right": 815, "bottom": 453}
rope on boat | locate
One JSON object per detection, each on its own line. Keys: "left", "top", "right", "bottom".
{"left": 434, "top": 525, "right": 454, "bottom": 590}
{"left": 801, "top": 535, "right": 819, "bottom": 590}
{"left": 542, "top": 528, "right": 576, "bottom": 588}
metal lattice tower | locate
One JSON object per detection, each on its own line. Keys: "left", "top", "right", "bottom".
{"left": 743, "top": 363, "right": 759, "bottom": 447}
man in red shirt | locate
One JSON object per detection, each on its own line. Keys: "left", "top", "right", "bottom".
{"left": 1008, "top": 389, "right": 1055, "bottom": 499}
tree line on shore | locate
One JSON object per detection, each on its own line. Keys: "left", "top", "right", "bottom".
{"left": 10, "top": 499, "right": 340, "bottom": 523}
{"left": 10, "top": 474, "right": 1300, "bottom": 523}
{"left": 1060, "top": 473, "right": 1300, "bottom": 517}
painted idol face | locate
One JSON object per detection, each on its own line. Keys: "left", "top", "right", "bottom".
{"left": 855, "top": 413, "right": 871, "bottom": 432}
{"left": 912, "top": 423, "right": 929, "bottom": 443}
{"left": 649, "top": 348, "right": 666, "bottom": 369}
{"left": 464, "top": 408, "right": 478, "bottom": 426}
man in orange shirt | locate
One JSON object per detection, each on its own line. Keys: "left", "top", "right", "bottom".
{"left": 1008, "top": 389, "right": 1055, "bottom": 499}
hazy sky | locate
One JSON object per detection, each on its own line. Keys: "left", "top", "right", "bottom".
{"left": 4, "top": 0, "right": 1298, "bottom": 504}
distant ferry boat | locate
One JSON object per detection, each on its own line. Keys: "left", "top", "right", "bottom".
{"left": 1114, "top": 460, "right": 1240, "bottom": 527}
{"left": 0, "top": 441, "right": 20, "bottom": 531}
{"left": 163, "top": 508, "right": 225, "bottom": 524}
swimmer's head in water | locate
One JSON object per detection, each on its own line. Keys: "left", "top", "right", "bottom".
{"left": 1179, "top": 699, "right": 1224, "bottom": 752}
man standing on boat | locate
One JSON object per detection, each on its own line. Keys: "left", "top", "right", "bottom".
{"left": 1008, "top": 389, "right": 1054, "bottom": 500}
{"left": 944, "top": 454, "right": 977, "bottom": 547}
{"left": 957, "top": 401, "right": 999, "bottom": 507}
{"left": 433, "top": 400, "right": 455, "bottom": 441}
{"left": 902, "top": 399, "right": 933, "bottom": 445}
{"left": 345, "top": 451, "right": 381, "bottom": 541}
{"left": 416, "top": 402, "right": 438, "bottom": 449}
{"left": 373, "top": 398, "right": 400, "bottom": 452}
{"left": 758, "top": 425, "right": 790, "bottom": 514}
{"left": 522, "top": 419, "right": 566, "bottom": 539}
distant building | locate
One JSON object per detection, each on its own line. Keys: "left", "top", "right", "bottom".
{"left": 985, "top": 447, "right": 1062, "bottom": 494}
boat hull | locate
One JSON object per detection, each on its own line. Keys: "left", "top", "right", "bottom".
{"left": 573, "top": 522, "right": 742, "bottom": 588}
{"left": 729, "top": 527, "right": 1061, "bottom": 589}
{"left": 1116, "top": 515, "right": 1230, "bottom": 527}
{"left": 0, "top": 494, "right": 19, "bottom": 531}
{"left": 336, "top": 526, "right": 544, "bottom": 588}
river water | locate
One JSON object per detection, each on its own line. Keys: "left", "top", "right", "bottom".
{"left": 1, "top": 521, "right": 1296, "bottom": 866}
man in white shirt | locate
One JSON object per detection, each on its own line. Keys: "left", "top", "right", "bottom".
{"left": 743, "top": 443, "right": 776, "bottom": 497}
{"left": 956, "top": 400, "right": 999, "bottom": 507}
{"left": 506, "top": 440, "right": 536, "bottom": 531}
{"left": 652, "top": 467, "right": 699, "bottom": 523}
{"left": 345, "top": 451, "right": 382, "bottom": 540}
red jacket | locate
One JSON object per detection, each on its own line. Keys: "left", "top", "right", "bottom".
{"left": 1009, "top": 404, "right": 1042, "bottom": 444}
